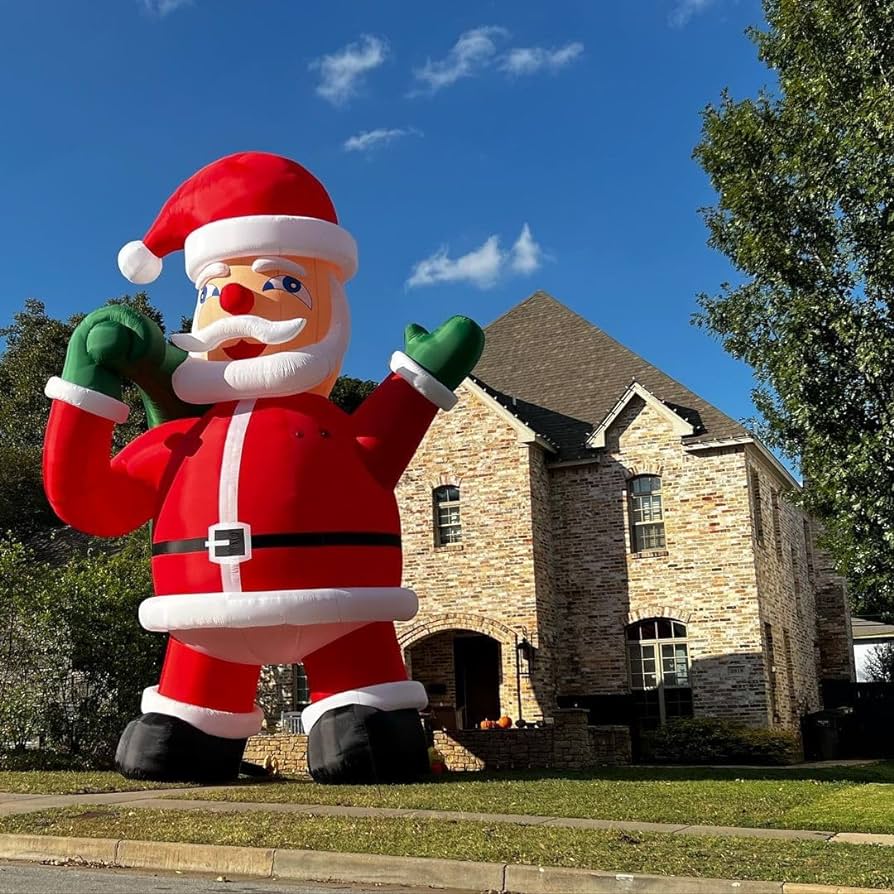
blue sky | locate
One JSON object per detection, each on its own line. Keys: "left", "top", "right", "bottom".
{"left": 0, "top": 0, "right": 769, "bottom": 427}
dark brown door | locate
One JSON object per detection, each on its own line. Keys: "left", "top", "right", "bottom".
{"left": 454, "top": 634, "right": 501, "bottom": 728}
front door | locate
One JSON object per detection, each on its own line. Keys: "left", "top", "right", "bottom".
{"left": 454, "top": 634, "right": 501, "bottom": 729}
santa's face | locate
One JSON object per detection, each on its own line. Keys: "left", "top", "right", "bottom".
{"left": 170, "top": 255, "right": 350, "bottom": 405}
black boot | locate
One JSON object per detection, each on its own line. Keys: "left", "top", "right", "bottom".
{"left": 115, "top": 713, "right": 246, "bottom": 783}
{"left": 307, "top": 705, "right": 430, "bottom": 784}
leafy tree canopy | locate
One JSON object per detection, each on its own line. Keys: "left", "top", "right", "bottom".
{"left": 694, "top": 0, "right": 894, "bottom": 619}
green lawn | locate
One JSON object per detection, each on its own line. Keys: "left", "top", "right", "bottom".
{"left": 169, "top": 764, "right": 894, "bottom": 834}
{"left": 0, "top": 772, "right": 186, "bottom": 795}
{"left": 1, "top": 806, "right": 891, "bottom": 889}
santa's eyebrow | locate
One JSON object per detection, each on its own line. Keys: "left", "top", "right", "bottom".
{"left": 252, "top": 258, "right": 307, "bottom": 278}
{"left": 195, "top": 262, "right": 231, "bottom": 291}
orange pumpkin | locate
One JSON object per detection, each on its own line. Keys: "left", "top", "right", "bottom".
{"left": 497, "top": 715, "right": 512, "bottom": 729}
{"left": 479, "top": 719, "right": 491, "bottom": 730}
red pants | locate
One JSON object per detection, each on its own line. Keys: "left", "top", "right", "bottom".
{"left": 157, "top": 621, "right": 409, "bottom": 715}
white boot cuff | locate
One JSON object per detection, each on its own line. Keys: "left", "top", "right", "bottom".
{"left": 141, "top": 686, "right": 264, "bottom": 740}
{"left": 301, "top": 680, "right": 428, "bottom": 734}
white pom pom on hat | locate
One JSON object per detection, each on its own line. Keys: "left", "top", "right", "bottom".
{"left": 118, "top": 240, "right": 163, "bottom": 284}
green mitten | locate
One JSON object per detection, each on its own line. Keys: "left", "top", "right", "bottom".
{"left": 403, "top": 316, "right": 485, "bottom": 391}
{"left": 62, "top": 305, "right": 166, "bottom": 401}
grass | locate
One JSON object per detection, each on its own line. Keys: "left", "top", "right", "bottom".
{"left": 0, "top": 805, "right": 891, "bottom": 889}
{"left": 0, "top": 772, "right": 187, "bottom": 795}
{"left": 169, "top": 764, "right": 894, "bottom": 835}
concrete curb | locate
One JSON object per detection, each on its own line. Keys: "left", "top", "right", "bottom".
{"left": 0, "top": 834, "right": 890, "bottom": 894}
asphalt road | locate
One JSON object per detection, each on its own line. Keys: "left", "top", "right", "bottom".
{"left": 0, "top": 861, "right": 472, "bottom": 894}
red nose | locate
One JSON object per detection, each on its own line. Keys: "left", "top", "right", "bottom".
{"left": 219, "top": 283, "right": 255, "bottom": 315}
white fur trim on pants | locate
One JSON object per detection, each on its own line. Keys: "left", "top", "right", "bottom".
{"left": 301, "top": 680, "right": 428, "bottom": 734}
{"left": 45, "top": 376, "right": 130, "bottom": 424}
{"left": 390, "top": 352, "right": 457, "bottom": 411}
{"left": 141, "top": 686, "right": 264, "bottom": 740}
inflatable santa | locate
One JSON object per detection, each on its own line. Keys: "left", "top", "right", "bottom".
{"left": 42, "top": 152, "right": 484, "bottom": 783}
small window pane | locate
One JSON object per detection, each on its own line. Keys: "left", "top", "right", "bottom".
{"left": 626, "top": 625, "right": 640, "bottom": 641}
{"left": 640, "top": 622, "right": 657, "bottom": 640}
{"left": 657, "top": 618, "right": 673, "bottom": 639}
{"left": 673, "top": 622, "right": 686, "bottom": 638}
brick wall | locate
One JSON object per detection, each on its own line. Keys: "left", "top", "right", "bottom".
{"left": 396, "top": 383, "right": 549, "bottom": 723}
{"left": 433, "top": 709, "right": 631, "bottom": 771}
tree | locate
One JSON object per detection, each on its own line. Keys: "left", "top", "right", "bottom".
{"left": 693, "top": 0, "right": 894, "bottom": 620}
{"left": 864, "top": 642, "right": 894, "bottom": 683}
{"left": 0, "top": 536, "right": 162, "bottom": 761}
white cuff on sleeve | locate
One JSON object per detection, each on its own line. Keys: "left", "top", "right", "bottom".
{"left": 45, "top": 376, "right": 129, "bottom": 424}
{"left": 389, "top": 352, "right": 458, "bottom": 411}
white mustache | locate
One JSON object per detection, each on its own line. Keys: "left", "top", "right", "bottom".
{"left": 170, "top": 316, "right": 307, "bottom": 353}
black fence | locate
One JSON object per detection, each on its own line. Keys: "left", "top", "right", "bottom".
{"left": 812, "top": 680, "right": 894, "bottom": 759}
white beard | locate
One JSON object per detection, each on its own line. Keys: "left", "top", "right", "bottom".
{"left": 171, "top": 273, "right": 351, "bottom": 405}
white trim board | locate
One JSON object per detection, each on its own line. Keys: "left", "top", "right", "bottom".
{"left": 587, "top": 381, "right": 695, "bottom": 448}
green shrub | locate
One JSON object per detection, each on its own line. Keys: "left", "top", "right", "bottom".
{"left": 0, "top": 749, "right": 99, "bottom": 772}
{"left": 641, "top": 717, "right": 801, "bottom": 765}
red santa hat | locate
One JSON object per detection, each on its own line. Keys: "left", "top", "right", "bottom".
{"left": 117, "top": 152, "right": 358, "bottom": 285}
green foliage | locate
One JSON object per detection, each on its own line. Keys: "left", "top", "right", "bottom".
{"left": 864, "top": 641, "right": 894, "bottom": 682}
{"left": 641, "top": 717, "right": 802, "bottom": 765}
{"left": 693, "top": 0, "right": 894, "bottom": 619}
{"left": 0, "top": 536, "right": 162, "bottom": 764}
{"left": 329, "top": 375, "right": 377, "bottom": 414}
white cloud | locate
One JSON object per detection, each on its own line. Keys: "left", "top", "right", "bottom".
{"left": 669, "top": 0, "right": 716, "bottom": 27}
{"left": 311, "top": 35, "right": 388, "bottom": 106}
{"left": 140, "top": 0, "right": 191, "bottom": 15}
{"left": 343, "top": 127, "right": 421, "bottom": 153}
{"left": 407, "top": 225, "right": 543, "bottom": 290}
{"left": 500, "top": 42, "right": 584, "bottom": 76}
{"left": 412, "top": 26, "right": 508, "bottom": 94}
{"left": 509, "top": 224, "right": 542, "bottom": 274}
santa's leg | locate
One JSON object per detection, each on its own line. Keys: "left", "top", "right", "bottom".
{"left": 115, "top": 637, "right": 263, "bottom": 782}
{"left": 301, "top": 621, "right": 429, "bottom": 784}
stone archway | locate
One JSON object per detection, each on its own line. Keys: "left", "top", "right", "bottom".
{"left": 400, "top": 613, "right": 524, "bottom": 729}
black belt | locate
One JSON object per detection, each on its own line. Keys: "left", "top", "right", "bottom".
{"left": 152, "top": 530, "right": 401, "bottom": 558}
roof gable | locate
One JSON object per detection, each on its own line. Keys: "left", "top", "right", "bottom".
{"left": 473, "top": 291, "right": 750, "bottom": 459}
{"left": 588, "top": 381, "right": 696, "bottom": 448}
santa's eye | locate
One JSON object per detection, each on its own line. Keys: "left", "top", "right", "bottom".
{"left": 262, "top": 275, "right": 303, "bottom": 294}
{"left": 198, "top": 283, "right": 220, "bottom": 304}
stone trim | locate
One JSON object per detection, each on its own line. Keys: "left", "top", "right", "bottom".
{"left": 398, "top": 612, "right": 523, "bottom": 650}
{"left": 626, "top": 606, "right": 692, "bottom": 625}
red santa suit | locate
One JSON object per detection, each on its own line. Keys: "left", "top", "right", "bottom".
{"left": 43, "top": 350, "right": 454, "bottom": 739}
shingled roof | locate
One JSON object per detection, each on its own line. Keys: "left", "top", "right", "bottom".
{"left": 472, "top": 291, "right": 751, "bottom": 460}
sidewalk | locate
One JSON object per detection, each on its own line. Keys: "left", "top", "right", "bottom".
{"left": 0, "top": 785, "right": 891, "bottom": 847}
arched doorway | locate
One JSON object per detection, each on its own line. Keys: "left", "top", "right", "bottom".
{"left": 406, "top": 629, "right": 503, "bottom": 730}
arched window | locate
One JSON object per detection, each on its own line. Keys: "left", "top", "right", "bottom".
{"left": 629, "top": 475, "right": 665, "bottom": 552}
{"left": 626, "top": 618, "right": 692, "bottom": 727}
{"left": 434, "top": 485, "right": 462, "bottom": 545}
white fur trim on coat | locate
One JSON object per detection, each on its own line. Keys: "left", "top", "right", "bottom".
{"left": 45, "top": 376, "right": 130, "bottom": 424}
{"left": 183, "top": 215, "right": 358, "bottom": 283}
{"left": 138, "top": 586, "right": 417, "bottom": 633}
{"left": 389, "top": 352, "right": 457, "bottom": 411}
{"left": 141, "top": 685, "right": 263, "bottom": 739}
{"left": 301, "top": 680, "right": 428, "bottom": 734}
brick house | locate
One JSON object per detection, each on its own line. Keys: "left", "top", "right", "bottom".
{"left": 262, "top": 292, "right": 854, "bottom": 742}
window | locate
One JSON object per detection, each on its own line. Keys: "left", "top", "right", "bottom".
{"left": 791, "top": 545, "right": 801, "bottom": 606}
{"left": 764, "top": 622, "right": 780, "bottom": 723}
{"left": 434, "top": 485, "right": 462, "bottom": 545}
{"left": 629, "top": 475, "right": 665, "bottom": 552}
{"left": 750, "top": 470, "right": 765, "bottom": 545}
{"left": 626, "top": 618, "right": 692, "bottom": 727}
{"left": 771, "top": 489, "right": 783, "bottom": 559}
{"left": 293, "top": 663, "right": 310, "bottom": 710}
{"left": 803, "top": 519, "right": 814, "bottom": 582}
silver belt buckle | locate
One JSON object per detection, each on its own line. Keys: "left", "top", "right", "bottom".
{"left": 206, "top": 522, "right": 252, "bottom": 565}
